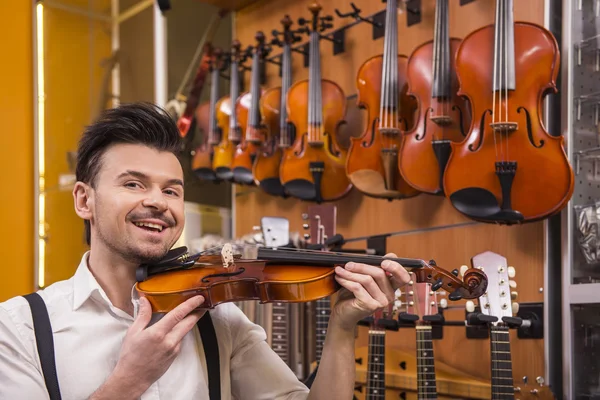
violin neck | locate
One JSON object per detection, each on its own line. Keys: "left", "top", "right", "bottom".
{"left": 229, "top": 59, "right": 241, "bottom": 141}
{"left": 493, "top": 0, "right": 516, "bottom": 92}
{"left": 208, "top": 67, "right": 220, "bottom": 145}
{"left": 431, "top": 0, "right": 451, "bottom": 99}
{"left": 416, "top": 325, "right": 438, "bottom": 398}
{"left": 379, "top": 0, "right": 399, "bottom": 130}
{"left": 247, "top": 51, "right": 262, "bottom": 137}
{"left": 308, "top": 30, "right": 324, "bottom": 144}
{"left": 366, "top": 328, "right": 386, "bottom": 399}
{"left": 256, "top": 248, "right": 425, "bottom": 270}
{"left": 279, "top": 43, "right": 292, "bottom": 148}
{"left": 315, "top": 297, "right": 330, "bottom": 363}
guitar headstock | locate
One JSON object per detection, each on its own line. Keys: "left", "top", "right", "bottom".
{"left": 404, "top": 276, "right": 448, "bottom": 320}
{"left": 260, "top": 216, "right": 290, "bottom": 248}
{"left": 302, "top": 204, "right": 337, "bottom": 248}
{"left": 465, "top": 251, "right": 518, "bottom": 324}
{"left": 515, "top": 377, "right": 556, "bottom": 400}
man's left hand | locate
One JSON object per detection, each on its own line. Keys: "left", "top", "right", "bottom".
{"left": 330, "top": 253, "right": 411, "bottom": 331}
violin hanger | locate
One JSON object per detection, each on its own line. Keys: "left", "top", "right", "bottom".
{"left": 334, "top": 2, "right": 385, "bottom": 40}
{"left": 404, "top": 0, "right": 422, "bottom": 26}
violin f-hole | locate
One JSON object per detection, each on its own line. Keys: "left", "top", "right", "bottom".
{"left": 468, "top": 109, "right": 491, "bottom": 152}
{"left": 451, "top": 104, "right": 467, "bottom": 137}
{"left": 294, "top": 133, "right": 306, "bottom": 156}
{"left": 415, "top": 108, "right": 433, "bottom": 141}
{"left": 362, "top": 118, "right": 378, "bottom": 148}
{"left": 517, "top": 106, "right": 545, "bottom": 149}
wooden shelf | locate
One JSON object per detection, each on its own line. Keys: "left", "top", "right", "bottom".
{"left": 195, "top": 0, "right": 263, "bottom": 11}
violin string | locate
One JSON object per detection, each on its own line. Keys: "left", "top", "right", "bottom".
{"left": 308, "top": 31, "right": 313, "bottom": 144}
{"left": 504, "top": 0, "right": 510, "bottom": 163}
{"left": 393, "top": 1, "right": 398, "bottom": 131}
{"left": 390, "top": 0, "right": 395, "bottom": 131}
{"left": 383, "top": 1, "right": 390, "bottom": 132}
{"left": 442, "top": 0, "right": 448, "bottom": 140}
{"left": 498, "top": 0, "right": 504, "bottom": 162}
{"left": 492, "top": 0, "right": 499, "bottom": 162}
{"left": 379, "top": 2, "right": 388, "bottom": 135}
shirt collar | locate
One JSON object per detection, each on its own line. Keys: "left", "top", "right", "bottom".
{"left": 72, "top": 251, "right": 138, "bottom": 318}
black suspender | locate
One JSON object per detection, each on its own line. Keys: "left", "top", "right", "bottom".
{"left": 23, "top": 292, "right": 221, "bottom": 400}
{"left": 23, "top": 293, "right": 62, "bottom": 400}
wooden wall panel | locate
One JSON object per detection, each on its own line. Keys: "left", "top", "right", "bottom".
{"left": 233, "top": 0, "right": 549, "bottom": 391}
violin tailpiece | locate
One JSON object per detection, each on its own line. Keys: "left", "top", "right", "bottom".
{"left": 432, "top": 140, "right": 452, "bottom": 194}
{"left": 380, "top": 149, "right": 398, "bottom": 191}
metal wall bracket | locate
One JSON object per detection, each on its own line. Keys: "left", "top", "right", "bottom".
{"left": 405, "top": 0, "right": 421, "bottom": 27}
{"left": 460, "top": 0, "right": 477, "bottom": 5}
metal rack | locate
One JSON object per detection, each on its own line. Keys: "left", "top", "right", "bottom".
{"left": 562, "top": 0, "right": 600, "bottom": 398}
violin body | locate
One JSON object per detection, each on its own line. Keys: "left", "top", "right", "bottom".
{"left": 136, "top": 255, "right": 339, "bottom": 312}
{"left": 280, "top": 79, "right": 352, "bottom": 202}
{"left": 191, "top": 101, "right": 219, "bottom": 181}
{"left": 254, "top": 86, "right": 287, "bottom": 196}
{"left": 231, "top": 92, "right": 259, "bottom": 185}
{"left": 212, "top": 96, "right": 237, "bottom": 181}
{"left": 346, "top": 54, "right": 420, "bottom": 200}
{"left": 444, "top": 22, "right": 573, "bottom": 223}
{"left": 399, "top": 39, "right": 470, "bottom": 195}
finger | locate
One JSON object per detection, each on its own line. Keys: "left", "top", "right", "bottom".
{"left": 154, "top": 295, "right": 205, "bottom": 334}
{"left": 130, "top": 296, "right": 153, "bottom": 333}
{"left": 381, "top": 258, "right": 411, "bottom": 288}
{"left": 336, "top": 266, "right": 389, "bottom": 307}
{"left": 343, "top": 262, "right": 395, "bottom": 302}
{"left": 334, "top": 275, "right": 380, "bottom": 311}
{"left": 167, "top": 309, "right": 206, "bottom": 343}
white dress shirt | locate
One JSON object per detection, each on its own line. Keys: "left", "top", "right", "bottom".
{"left": 0, "top": 252, "right": 310, "bottom": 399}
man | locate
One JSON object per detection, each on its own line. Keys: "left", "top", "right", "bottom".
{"left": 0, "top": 102, "right": 410, "bottom": 399}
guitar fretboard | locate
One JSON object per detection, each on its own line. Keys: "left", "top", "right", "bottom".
{"left": 490, "top": 325, "right": 514, "bottom": 399}
{"left": 366, "top": 329, "right": 385, "bottom": 399}
{"left": 416, "top": 325, "right": 437, "bottom": 399}
{"left": 271, "top": 302, "right": 290, "bottom": 364}
{"left": 315, "top": 298, "right": 330, "bottom": 362}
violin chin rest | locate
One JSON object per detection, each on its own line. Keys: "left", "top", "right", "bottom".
{"left": 449, "top": 187, "right": 524, "bottom": 223}
{"left": 258, "top": 177, "right": 287, "bottom": 198}
{"left": 283, "top": 179, "right": 317, "bottom": 201}
{"left": 232, "top": 167, "right": 256, "bottom": 185}
{"left": 193, "top": 168, "right": 220, "bottom": 182}
{"left": 215, "top": 167, "right": 233, "bottom": 181}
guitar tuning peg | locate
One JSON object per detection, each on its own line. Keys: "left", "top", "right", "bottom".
{"left": 303, "top": 233, "right": 310, "bottom": 240}
{"left": 252, "top": 225, "right": 261, "bottom": 231}
{"left": 465, "top": 300, "right": 475, "bottom": 313}
{"left": 511, "top": 291, "right": 518, "bottom": 301}
{"left": 509, "top": 280, "right": 517, "bottom": 288}
{"left": 512, "top": 302, "right": 519, "bottom": 314}
{"left": 459, "top": 265, "right": 469, "bottom": 277}
{"left": 301, "top": 213, "right": 309, "bottom": 220}
{"left": 302, "top": 223, "right": 309, "bottom": 229}
{"left": 439, "top": 298, "right": 448, "bottom": 309}
{"left": 536, "top": 376, "right": 545, "bottom": 385}
{"left": 508, "top": 266, "right": 516, "bottom": 278}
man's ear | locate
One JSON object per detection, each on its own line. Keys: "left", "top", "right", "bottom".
{"left": 73, "top": 181, "right": 93, "bottom": 220}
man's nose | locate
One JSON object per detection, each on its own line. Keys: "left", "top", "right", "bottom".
{"left": 142, "top": 188, "right": 168, "bottom": 211}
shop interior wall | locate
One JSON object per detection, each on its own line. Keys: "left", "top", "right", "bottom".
{"left": 0, "top": 1, "right": 35, "bottom": 301}
{"left": 233, "top": 0, "right": 549, "bottom": 386}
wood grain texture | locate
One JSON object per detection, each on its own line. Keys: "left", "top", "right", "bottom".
{"left": 234, "top": 0, "right": 548, "bottom": 387}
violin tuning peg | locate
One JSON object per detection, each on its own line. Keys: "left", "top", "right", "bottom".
{"left": 465, "top": 300, "right": 475, "bottom": 313}
{"left": 508, "top": 266, "right": 516, "bottom": 278}
{"left": 451, "top": 268, "right": 459, "bottom": 276}
{"left": 439, "top": 298, "right": 448, "bottom": 309}
{"left": 459, "top": 265, "right": 469, "bottom": 277}
{"left": 431, "top": 278, "right": 443, "bottom": 291}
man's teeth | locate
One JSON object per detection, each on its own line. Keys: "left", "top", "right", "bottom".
{"left": 134, "top": 222, "right": 164, "bottom": 232}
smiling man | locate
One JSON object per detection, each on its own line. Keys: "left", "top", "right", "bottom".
{"left": 0, "top": 102, "right": 410, "bottom": 400}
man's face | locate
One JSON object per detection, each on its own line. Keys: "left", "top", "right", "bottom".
{"left": 87, "top": 143, "right": 185, "bottom": 264}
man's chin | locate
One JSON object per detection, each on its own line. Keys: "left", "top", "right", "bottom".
{"left": 126, "top": 245, "right": 171, "bottom": 265}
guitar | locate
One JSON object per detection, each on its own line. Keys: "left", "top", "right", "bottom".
{"left": 302, "top": 204, "right": 337, "bottom": 387}
{"left": 466, "top": 251, "right": 555, "bottom": 400}
{"left": 404, "top": 278, "right": 447, "bottom": 399}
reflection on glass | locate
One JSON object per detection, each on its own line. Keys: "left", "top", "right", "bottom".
{"left": 573, "top": 304, "right": 600, "bottom": 398}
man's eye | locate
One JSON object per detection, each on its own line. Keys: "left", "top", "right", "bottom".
{"left": 164, "top": 189, "right": 179, "bottom": 196}
{"left": 125, "top": 182, "right": 141, "bottom": 188}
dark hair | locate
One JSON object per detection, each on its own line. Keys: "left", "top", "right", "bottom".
{"left": 76, "top": 102, "right": 183, "bottom": 245}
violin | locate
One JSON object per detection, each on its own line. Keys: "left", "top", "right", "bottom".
{"left": 346, "top": 0, "right": 420, "bottom": 200}
{"left": 398, "top": 0, "right": 470, "bottom": 195}
{"left": 231, "top": 32, "right": 271, "bottom": 186}
{"left": 134, "top": 244, "right": 488, "bottom": 313}
{"left": 192, "top": 48, "right": 225, "bottom": 181}
{"left": 279, "top": 2, "right": 352, "bottom": 203}
{"left": 212, "top": 41, "right": 245, "bottom": 181}
{"left": 253, "top": 16, "right": 301, "bottom": 197}
{"left": 443, "top": 0, "right": 574, "bottom": 224}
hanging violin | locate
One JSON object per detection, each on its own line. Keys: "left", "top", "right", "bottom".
{"left": 443, "top": 0, "right": 574, "bottom": 224}
{"left": 280, "top": 2, "right": 352, "bottom": 203}
{"left": 231, "top": 32, "right": 271, "bottom": 186}
{"left": 134, "top": 244, "right": 488, "bottom": 312}
{"left": 192, "top": 48, "right": 225, "bottom": 182}
{"left": 212, "top": 40, "right": 245, "bottom": 181}
{"left": 253, "top": 16, "right": 301, "bottom": 197}
{"left": 346, "top": 0, "right": 420, "bottom": 200}
{"left": 398, "top": 0, "right": 470, "bottom": 196}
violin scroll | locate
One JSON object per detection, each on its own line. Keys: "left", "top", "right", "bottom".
{"left": 414, "top": 259, "right": 488, "bottom": 300}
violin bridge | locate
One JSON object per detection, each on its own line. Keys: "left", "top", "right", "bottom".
{"left": 221, "top": 243, "right": 234, "bottom": 269}
{"left": 490, "top": 122, "right": 518, "bottom": 134}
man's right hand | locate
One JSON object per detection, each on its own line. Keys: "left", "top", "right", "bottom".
{"left": 90, "top": 295, "right": 205, "bottom": 400}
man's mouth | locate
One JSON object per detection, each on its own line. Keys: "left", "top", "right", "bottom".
{"left": 133, "top": 221, "right": 165, "bottom": 232}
